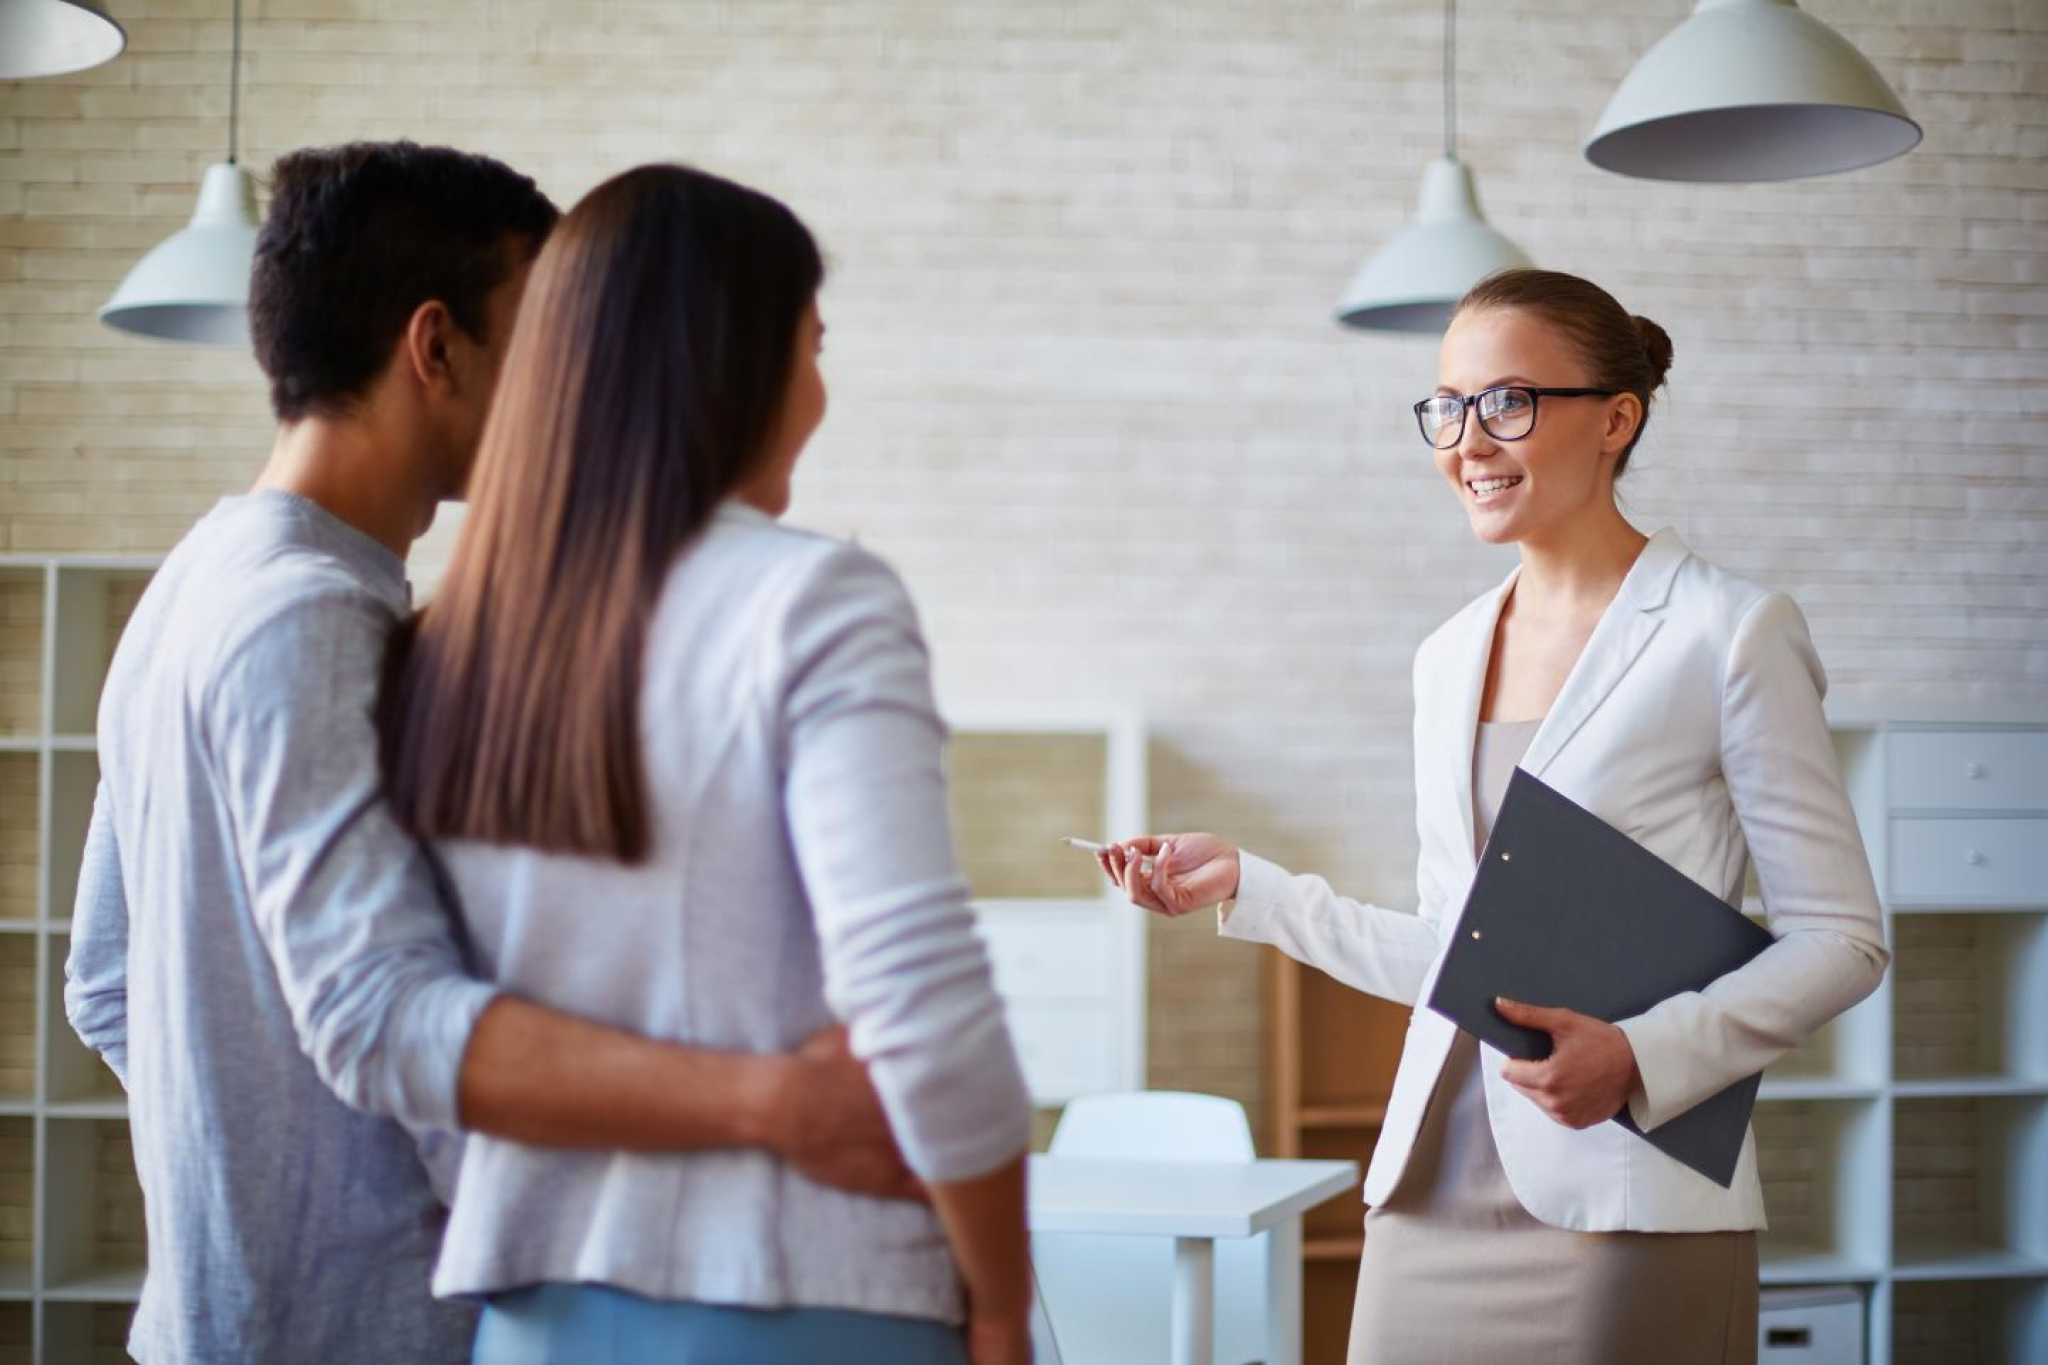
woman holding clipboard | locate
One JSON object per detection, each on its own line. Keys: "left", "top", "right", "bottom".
{"left": 1098, "top": 269, "right": 1889, "bottom": 1365}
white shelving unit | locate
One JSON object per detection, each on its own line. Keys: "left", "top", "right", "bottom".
{"left": 5, "top": 553, "right": 1150, "bottom": 1357}
{"left": 1747, "top": 706, "right": 2048, "bottom": 1364}
{"left": 945, "top": 715, "right": 1147, "bottom": 1107}
{"left": 0, "top": 553, "right": 158, "bottom": 1365}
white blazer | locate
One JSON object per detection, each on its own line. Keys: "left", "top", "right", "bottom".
{"left": 1220, "top": 527, "right": 1889, "bottom": 1232}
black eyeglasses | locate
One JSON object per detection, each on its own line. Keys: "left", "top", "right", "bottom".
{"left": 1413, "top": 385, "right": 1620, "bottom": 450}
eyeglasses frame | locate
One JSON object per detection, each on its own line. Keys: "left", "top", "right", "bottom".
{"left": 1412, "top": 385, "right": 1622, "bottom": 450}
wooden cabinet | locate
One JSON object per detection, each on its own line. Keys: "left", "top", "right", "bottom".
{"left": 1262, "top": 949, "right": 1405, "bottom": 1361}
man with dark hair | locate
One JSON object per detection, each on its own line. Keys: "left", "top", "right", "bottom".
{"left": 65, "top": 141, "right": 916, "bottom": 1364}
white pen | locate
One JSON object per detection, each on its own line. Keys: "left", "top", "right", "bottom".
{"left": 1062, "top": 836, "right": 1157, "bottom": 875}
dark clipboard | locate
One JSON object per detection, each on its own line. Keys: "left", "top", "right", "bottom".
{"left": 1425, "top": 768, "right": 1775, "bottom": 1187}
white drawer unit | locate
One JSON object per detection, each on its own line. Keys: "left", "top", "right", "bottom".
{"left": 1818, "top": 708, "right": 2048, "bottom": 1365}
{"left": 976, "top": 907, "right": 1112, "bottom": 1003}
{"left": 1005, "top": 1001, "right": 1119, "bottom": 1101}
{"left": 1889, "top": 817, "right": 2048, "bottom": 907}
{"left": 1759, "top": 1285, "right": 1864, "bottom": 1364}
{"left": 1887, "top": 730, "right": 2048, "bottom": 813}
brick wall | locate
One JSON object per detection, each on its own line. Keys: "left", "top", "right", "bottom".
{"left": 2, "top": 0, "right": 2044, "bottom": 1134}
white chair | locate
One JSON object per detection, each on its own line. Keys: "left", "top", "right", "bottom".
{"left": 1033, "top": 1091, "right": 1268, "bottom": 1365}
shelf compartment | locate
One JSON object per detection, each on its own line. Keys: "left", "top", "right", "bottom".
{"left": 1894, "top": 1096, "right": 2048, "bottom": 1273}
{"left": 44, "top": 934, "right": 121, "bottom": 1107}
{"left": 0, "top": 756, "right": 32, "bottom": 927}
{"left": 41, "top": 1119, "right": 145, "bottom": 1297}
{"left": 1764, "top": 990, "right": 1888, "bottom": 1091}
{"left": 0, "top": 1120, "right": 27, "bottom": 1292}
{"left": 948, "top": 731, "right": 1109, "bottom": 900}
{"left": 43, "top": 753, "right": 97, "bottom": 926}
{"left": 1304, "top": 1255, "right": 1359, "bottom": 1365}
{"left": 1892, "top": 912, "right": 2048, "bottom": 1087}
{"left": 1295, "top": 968, "right": 1404, "bottom": 1116}
{"left": 0, "top": 571, "right": 41, "bottom": 743}
{"left": 48, "top": 569, "right": 150, "bottom": 741}
{"left": 1753, "top": 1097, "right": 1887, "bottom": 1278}
{"left": 1297, "top": 1125, "right": 1371, "bottom": 1244}
{"left": 1892, "top": 1277, "right": 2048, "bottom": 1365}
{"left": 0, "top": 939, "right": 31, "bottom": 1103}
{"left": 0, "top": 1302, "right": 26, "bottom": 1365}
{"left": 39, "top": 1301, "right": 134, "bottom": 1365}
{"left": 1748, "top": 878, "right": 1888, "bottom": 1090}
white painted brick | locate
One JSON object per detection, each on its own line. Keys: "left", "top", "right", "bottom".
{"left": 2, "top": 0, "right": 2044, "bottom": 1116}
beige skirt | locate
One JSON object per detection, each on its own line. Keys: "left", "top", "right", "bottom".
{"left": 1347, "top": 1033, "right": 1759, "bottom": 1365}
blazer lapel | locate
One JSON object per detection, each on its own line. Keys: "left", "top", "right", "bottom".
{"left": 1519, "top": 528, "right": 1690, "bottom": 779}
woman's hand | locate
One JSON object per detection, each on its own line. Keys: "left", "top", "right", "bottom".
{"left": 1096, "top": 835, "right": 1240, "bottom": 917}
{"left": 1494, "top": 998, "right": 1644, "bottom": 1130}
{"left": 966, "top": 1315, "right": 1033, "bottom": 1365}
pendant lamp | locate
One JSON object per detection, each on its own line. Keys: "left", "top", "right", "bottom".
{"left": 1585, "top": 0, "right": 1920, "bottom": 182}
{"left": 99, "top": 0, "right": 258, "bottom": 345}
{"left": 1335, "top": 0, "right": 1531, "bottom": 334}
{"left": 0, "top": 0, "right": 124, "bottom": 79}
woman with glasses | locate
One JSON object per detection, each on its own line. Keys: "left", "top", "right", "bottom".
{"left": 1098, "top": 269, "right": 1888, "bottom": 1364}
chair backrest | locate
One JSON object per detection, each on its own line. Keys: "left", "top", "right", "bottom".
{"left": 1047, "top": 1090, "right": 1257, "bottom": 1162}
{"left": 1035, "top": 1092, "right": 1267, "bottom": 1365}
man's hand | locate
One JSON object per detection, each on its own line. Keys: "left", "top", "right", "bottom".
{"left": 1494, "top": 998, "right": 1643, "bottom": 1130}
{"left": 764, "top": 1026, "right": 924, "bottom": 1202}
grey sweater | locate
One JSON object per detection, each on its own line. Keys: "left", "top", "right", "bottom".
{"left": 65, "top": 491, "right": 490, "bottom": 1364}
{"left": 429, "top": 501, "right": 1032, "bottom": 1320}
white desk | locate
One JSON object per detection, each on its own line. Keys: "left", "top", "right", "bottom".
{"left": 1027, "top": 1154, "right": 1360, "bottom": 1365}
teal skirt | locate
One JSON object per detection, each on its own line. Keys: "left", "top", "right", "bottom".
{"left": 473, "top": 1283, "right": 968, "bottom": 1365}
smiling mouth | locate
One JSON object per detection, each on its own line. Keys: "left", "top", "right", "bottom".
{"left": 1467, "top": 475, "right": 1524, "bottom": 497}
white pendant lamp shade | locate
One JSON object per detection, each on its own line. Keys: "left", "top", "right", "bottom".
{"left": 99, "top": 161, "right": 258, "bottom": 346}
{"left": 101, "top": 0, "right": 257, "bottom": 346}
{"left": 0, "top": 0, "right": 125, "bottom": 79}
{"left": 1335, "top": 156, "right": 1533, "bottom": 334}
{"left": 1586, "top": 0, "right": 1920, "bottom": 182}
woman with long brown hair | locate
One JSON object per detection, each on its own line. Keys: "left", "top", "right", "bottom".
{"left": 378, "top": 164, "right": 1033, "bottom": 1365}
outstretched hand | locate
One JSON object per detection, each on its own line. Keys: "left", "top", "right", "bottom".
{"left": 1096, "top": 834, "right": 1241, "bottom": 918}
{"left": 1494, "top": 998, "right": 1644, "bottom": 1131}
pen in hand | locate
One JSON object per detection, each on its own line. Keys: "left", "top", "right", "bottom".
{"left": 1062, "top": 836, "right": 1156, "bottom": 876}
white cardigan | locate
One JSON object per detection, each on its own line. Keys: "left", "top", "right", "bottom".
{"left": 1221, "top": 527, "right": 1888, "bottom": 1232}
{"left": 430, "top": 502, "right": 1031, "bottom": 1316}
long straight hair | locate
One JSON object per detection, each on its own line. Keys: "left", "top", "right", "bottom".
{"left": 379, "top": 164, "right": 823, "bottom": 861}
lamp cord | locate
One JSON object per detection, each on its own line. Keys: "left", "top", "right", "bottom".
{"left": 1443, "top": 0, "right": 1456, "bottom": 161}
{"left": 228, "top": 0, "right": 241, "bottom": 165}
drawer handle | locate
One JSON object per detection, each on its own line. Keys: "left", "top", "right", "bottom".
{"left": 1964, "top": 849, "right": 1986, "bottom": 867}
{"left": 1964, "top": 761, "right": 1985, "bottom": 779}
